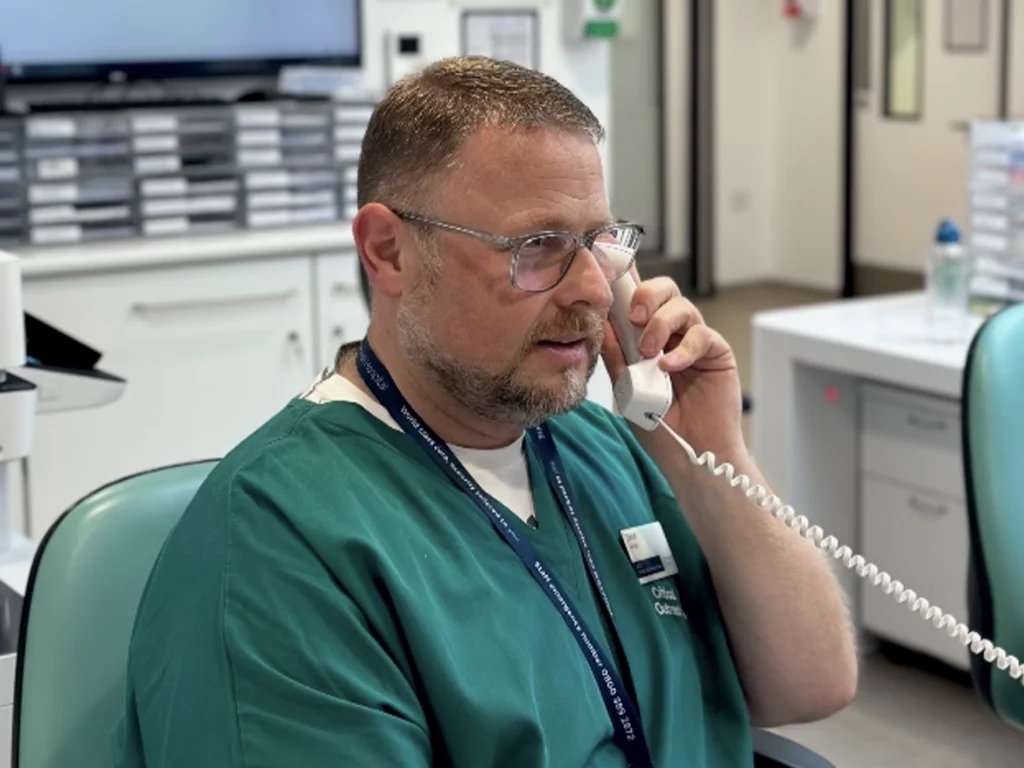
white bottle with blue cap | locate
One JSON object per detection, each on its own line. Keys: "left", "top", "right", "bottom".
{"left": 925, "top": 218, "right": 971, "bottom": 341}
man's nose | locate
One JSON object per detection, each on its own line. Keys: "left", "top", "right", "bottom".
{"left": 555, "top": 246, "right": 614, "bottom": 311}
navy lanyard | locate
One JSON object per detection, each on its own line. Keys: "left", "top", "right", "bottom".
{"left": 356, "top": 341, "right": 655, "bottom": 768}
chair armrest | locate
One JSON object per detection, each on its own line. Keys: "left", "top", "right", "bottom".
{"left": 752, "top": 728, "right": 836, "bottom": 768}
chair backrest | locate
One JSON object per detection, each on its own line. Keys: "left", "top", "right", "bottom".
{"left": 962, "top": 302, "right": 1024, "bottom": 731}
{"left": 13, "top": 460, "right": 218, "bottom": 768}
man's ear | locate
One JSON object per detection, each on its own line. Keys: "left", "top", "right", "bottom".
{"left": 353, "top": 203, "right": 406, "bottom": 299}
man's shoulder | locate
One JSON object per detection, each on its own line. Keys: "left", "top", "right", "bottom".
{"left": 140, "top": 399, "right": 416, "bottom": 603}
{"left": 206, "top": 398, "right": 393, "bottom": 495}
{"left": 174, "top": 399, "right": 413, "bottom": 542}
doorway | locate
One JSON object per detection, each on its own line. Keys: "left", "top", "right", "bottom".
{"left": 845, "top": 0, "right": 1008, "bottom": 296}
{"left": 609, "top": 1, "right": 665, "bottom": 253}
{"left": 608, "top": 0, "right": 710, "bottom": 297}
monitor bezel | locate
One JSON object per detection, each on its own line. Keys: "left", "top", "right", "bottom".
{"left": 3, "top": 0, "right": 363, "bottom": 84}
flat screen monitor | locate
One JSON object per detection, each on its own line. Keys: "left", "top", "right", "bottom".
{"left": 0, "top": 0, "right": 361, "bottom": 82}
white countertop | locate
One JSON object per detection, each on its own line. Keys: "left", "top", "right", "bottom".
{"left": 752, "top": 292, "right": 985, "bottom": 399}
{"left": 11, "top": 223, "right": 357, "bottom": 279}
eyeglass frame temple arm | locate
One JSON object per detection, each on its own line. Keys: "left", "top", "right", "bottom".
{"left": 396, "top": 211, "right": 644, "bottom": 252}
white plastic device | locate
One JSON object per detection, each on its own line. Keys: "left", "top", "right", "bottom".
{"left": 0, "top": 253, "right": 25, "bottom": 374}
{"left": 607, "top": 272, "right": 1024, "bottom": 686}
{"left": 608, "top": 270, "right": 673, "bottom": 430}
{"left": 384, "top": 31, "right": 426, "bottom": 88}
{"left": 0, "top": 253, "right": 38, "bottom": 556}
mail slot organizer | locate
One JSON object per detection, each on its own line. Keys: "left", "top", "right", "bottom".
{"left": 0, "top": 98, "right": 375, "bottom": 249}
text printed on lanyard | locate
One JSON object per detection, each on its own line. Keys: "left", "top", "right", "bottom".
{"left": 356, "top": 341, "right": 655, "bottom": 768}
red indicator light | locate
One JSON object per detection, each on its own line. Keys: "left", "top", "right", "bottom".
{"left": 825, "top": 386, "right": 839, "bottom": 403}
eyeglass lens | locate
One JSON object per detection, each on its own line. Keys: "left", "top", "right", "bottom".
{"left": 513, "top": 225, "right": 641, "bottom": 291}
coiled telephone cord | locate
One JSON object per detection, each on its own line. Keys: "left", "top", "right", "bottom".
{"left": 653, "top": 416, "right": 1024, "bottom": 686}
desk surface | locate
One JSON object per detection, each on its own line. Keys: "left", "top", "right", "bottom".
{"left": 752, "top": 292, "right": 985, "bottom": 399}
{"left": 749, "top": 292, "right": 983, "bottom": 621}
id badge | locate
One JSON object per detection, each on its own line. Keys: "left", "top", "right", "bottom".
{"left": 620, "top": 522, "right": 679, "bottom": 585}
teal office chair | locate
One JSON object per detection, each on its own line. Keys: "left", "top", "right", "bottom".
{"left": 962, "top": 302, "right": 1024, "bottom": 731}
{"left": 12, "top": 460, "right": 218, "bottom": 768}
{"left": 13, "top": 453, "right": 833, "bottom": 767}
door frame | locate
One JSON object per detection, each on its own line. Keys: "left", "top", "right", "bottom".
{"left": 842, "top": 0, "right": 1013, "bottom": 297}
{"left": 999, "top": 0, "right": 1012, "bottom": 118}
{"left": 690, "top": 0, "right": 715, "bottom": 296}
{"left": 656, "top": 0, "right": 710, "bottom": 297}
{"left": 842, "top": 0, "right": 856, "bottom": 297}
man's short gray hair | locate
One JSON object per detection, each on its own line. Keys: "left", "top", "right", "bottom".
{"left": 356, "top": 56, "right": 605, "bottom": 210}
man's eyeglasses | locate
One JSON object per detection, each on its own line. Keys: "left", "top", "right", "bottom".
{"left": 393, "top": 209, "right": 644, "bottom": 293}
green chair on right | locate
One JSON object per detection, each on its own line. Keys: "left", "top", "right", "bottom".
{"left": 962, "top": 302, "right": 1024, "bottom": 730}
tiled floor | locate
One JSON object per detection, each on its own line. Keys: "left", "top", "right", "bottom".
{"left": 692, "top": 282, "right": 835, "bottom": 446}
{"left": 771, "top": 647, "right": 1024, "bottom": 767}
{"left": 691, "top": 283, "right": 1024, "bottom": 767}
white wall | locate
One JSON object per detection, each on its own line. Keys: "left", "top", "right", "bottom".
{"left": 769, "top": 7, "right": 845, "bottom": 291}
{"left": 715, "top": 0, "right": 778, "bottom": 286}
{"left": 361, "top": 0, "right": 612, "bottom": 180}
{"left": 715, "top": 1, "right": 845, "bottom": 292}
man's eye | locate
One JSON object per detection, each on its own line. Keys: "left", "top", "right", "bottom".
{"left": 521, "top": 235, "right": 572, "bottom": 257}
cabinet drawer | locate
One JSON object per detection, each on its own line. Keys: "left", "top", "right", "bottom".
{"left": 859, "top": 383, "right": 964, "bottom": 500}
{"left": 860, "top": 475, "right": 970, "bottom": 670}
{"left": 314, "top": 251, "right": 369, "bottom": 371}
{"left": 22, "top": 256, "right": 316, "bottom": 535}
{"left": 319, "top": 251, "right": 362, "bottom": 300}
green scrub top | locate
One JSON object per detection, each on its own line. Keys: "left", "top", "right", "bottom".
{"left": 112, "top": 398, "right": 753, "bottom": 767}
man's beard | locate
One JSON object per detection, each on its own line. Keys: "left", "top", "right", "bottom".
{"left": 396, "top": 300, "right": 603, "bottom": 428}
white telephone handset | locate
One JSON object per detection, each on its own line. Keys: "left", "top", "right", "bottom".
{"left": 608, "top": 270, "right": 674, "bottom": 430}
{"left": 607, "top": 272, "right": 1023, "bottom": 686}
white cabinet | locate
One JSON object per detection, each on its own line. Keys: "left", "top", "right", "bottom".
{"left": 313, "top": 252, "right": 369, "bottom": 372}
{"left": 860, "top": 477, "right": 969, "bottom": 669}
{"left": 857, "top": 382, "right": 970, "bottom": 670}
{"left": 18, "top": 256, "right": 317, "bottom": 537}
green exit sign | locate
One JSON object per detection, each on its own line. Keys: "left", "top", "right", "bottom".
{"left": 566, "top": 0, "right": 623, "bottom": 42}
{"left": 585, "top": 20, "right": 619, "bottom": 39}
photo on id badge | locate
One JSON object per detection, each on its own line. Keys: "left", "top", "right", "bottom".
{"left": 619, "top": 522, "right": 685, "bottom": 619}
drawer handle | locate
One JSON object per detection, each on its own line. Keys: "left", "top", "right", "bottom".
{"left": 132, "top": 289, "right": 298, "bottom": 316}
{"left": 907, "top": 413, "right": 948, "bottom": 431}
{"left": 332, "top": 282, "right": 358, "bottom": 296}
{"left": 907, "top": 495, "right": 948, "bottom": 516}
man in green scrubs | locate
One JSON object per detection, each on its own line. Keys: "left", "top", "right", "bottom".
{"left": 113, "top": 57, "right": 857, "bottom": 767}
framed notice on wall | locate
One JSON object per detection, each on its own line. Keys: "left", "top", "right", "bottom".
{"left": 945, "top": 0, "right": 988, "bottom": 52}
{"left": 461, "top": 9, "right": 540, "bottom": 70}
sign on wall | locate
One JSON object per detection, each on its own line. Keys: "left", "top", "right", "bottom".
{"left": 462, "top": 9, "right": 540, "bottom": 70}
{"left": 564, "top": 0, "right": 623, "bottom": 41}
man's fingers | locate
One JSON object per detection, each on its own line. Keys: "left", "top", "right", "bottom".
{"left": 627, "top": 276, "right": 685, "bottom": 327}
{"left": 636, "top": 296, "right": 703, "bottom": 358}
{"left": 660, "top": 325, "right": 734, "bottom": 372}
